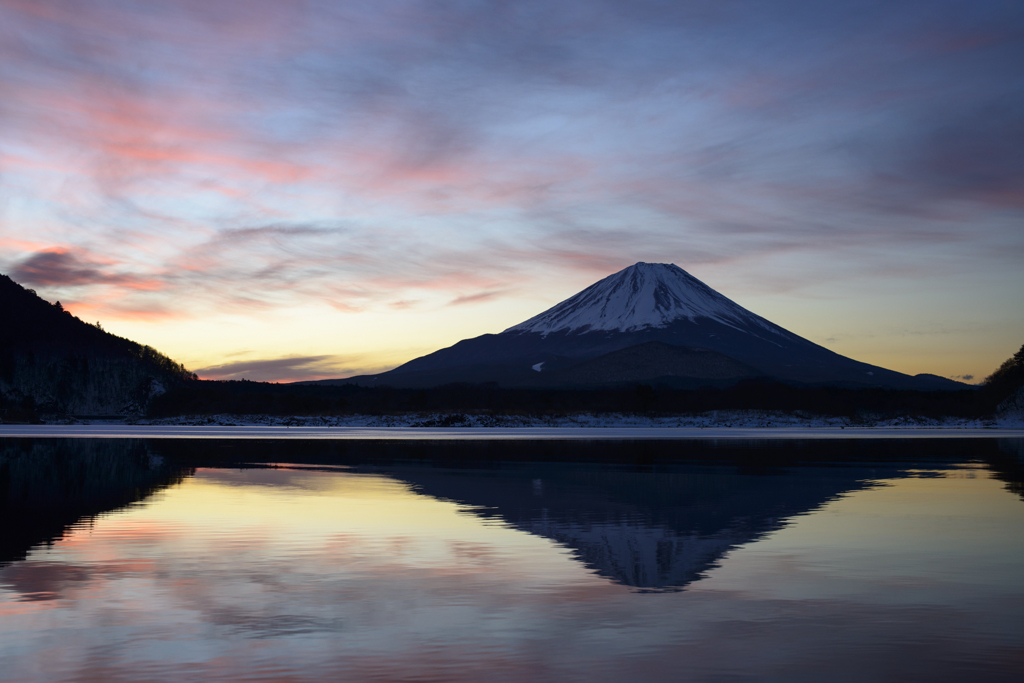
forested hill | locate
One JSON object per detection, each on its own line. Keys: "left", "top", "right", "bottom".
{"left": 1, "top": 273, "right": 195, "bottom": 418}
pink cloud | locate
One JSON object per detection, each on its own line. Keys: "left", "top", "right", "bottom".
{"left": 449, "top": 290, "right": 508, "bottom": 306}
{"left": 63, "top": 300, "right": 186, "bottom": 323}
{"left": 0, "top": 236, "right": 60, "bottom": 253}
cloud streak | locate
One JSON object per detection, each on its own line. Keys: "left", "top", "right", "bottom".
{"left": 194, "top": 354, "right": 384, "bottom": 382}
{"left": 11, "top": 248, "right": 162, "bottom": 290}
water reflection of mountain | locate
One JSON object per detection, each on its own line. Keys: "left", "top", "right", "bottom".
{"left": 388, "top": 463, "right": 880, "bottom": 591}
{"left": 0, "top": 439, "right": 193, "bottom": 566}
{"left": 138, "top": 436, "right": 1024, "bottom": 590}
{"left": 5, "top": 436, "right": 1021, "bottom": 590}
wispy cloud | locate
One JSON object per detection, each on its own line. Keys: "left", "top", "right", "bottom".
{"left": 449, "top": 290, "right": 507, "bottom": 307}
{"left": 11, "top": 248, "right": 162, "bottom": 290}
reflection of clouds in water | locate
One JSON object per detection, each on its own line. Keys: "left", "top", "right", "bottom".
{"left": 209, "top": 610, "right": 346, "bottom": 639}
{"left": 0, "top": 465, "right": 1022, "bottom": 681}
{"left": 193, "top": 466, "right": 398, "bottom": 493}
{"left": 0, "top": 562, "right": 92, "bottom": 602}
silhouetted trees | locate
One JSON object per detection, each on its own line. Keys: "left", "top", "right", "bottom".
{"left": 148, "top": 341, "right": 1024, "bottom": 422}
{"left": 2, "top": 273, "right": 196, "bottom": 417}
{"left": 147, "top": 377, "right": 986, "bottom": 421}
{"left": 983, "top": 343, "right": 1024, "bottom": 396}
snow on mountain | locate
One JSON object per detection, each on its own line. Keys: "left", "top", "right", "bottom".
{"left": 505, "top": 262, "right": 780, "bottom": 336}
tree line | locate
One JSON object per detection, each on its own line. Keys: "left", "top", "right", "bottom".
{"left": 146, "top": 343, "right": 1024, "bottom": 421}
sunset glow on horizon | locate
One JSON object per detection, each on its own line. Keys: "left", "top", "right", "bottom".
{"left": 2, "top": 0, "right": 1021, "bottom": 382}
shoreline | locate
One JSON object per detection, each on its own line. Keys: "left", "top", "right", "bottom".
{"left": 20, "top": 408, "right": 1024, "bottom": 430}
{"left": 2, "top": 424, "right": 1023, "bottom": 440}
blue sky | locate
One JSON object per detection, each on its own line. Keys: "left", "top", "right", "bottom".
{"left": 1, "top": 0, "right": 1021, "bottom": 381}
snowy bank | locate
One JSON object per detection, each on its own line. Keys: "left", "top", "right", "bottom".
{"left": 48, "top": 409, "right": 1021, "bottom": 429}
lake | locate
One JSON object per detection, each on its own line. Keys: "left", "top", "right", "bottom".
{"left": 2, "top": 436, "right": 1023, "bottom": 681}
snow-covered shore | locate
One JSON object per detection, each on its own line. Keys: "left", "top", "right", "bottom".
{"left": 41, "top": 409, "right": 1022, "bottom": 430}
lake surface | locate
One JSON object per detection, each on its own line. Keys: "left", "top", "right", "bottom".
{"left": 2, "top": 437, "right": 1023, "bottom": 681}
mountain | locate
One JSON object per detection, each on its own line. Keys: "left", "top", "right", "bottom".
{"left": 1, "top": 273, "right": 195, "bottom": 417}
{"left": 319, "top": 262, "right": 965, "bottom": 390}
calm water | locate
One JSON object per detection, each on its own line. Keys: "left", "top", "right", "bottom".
{"left": 2, "top": 438, "right": 1023, "bottom": 682}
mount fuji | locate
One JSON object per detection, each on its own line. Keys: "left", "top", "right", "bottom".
{"left": 319, "top": 263, "right": 964, "bottom": 390}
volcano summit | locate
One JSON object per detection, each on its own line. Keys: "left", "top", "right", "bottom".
{"left": 317, "top": 263, "right": 964, "bottom": 390}
{"left": 506, "top": 262, "right": 779, "bottom": 336}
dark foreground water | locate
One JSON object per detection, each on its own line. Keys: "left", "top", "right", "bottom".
{"left": 2, "top": 438, "right": 1023, "bottom": 682}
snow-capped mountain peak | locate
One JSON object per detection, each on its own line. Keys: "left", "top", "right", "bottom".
{"left": 504, "top": 262, "right": 775, "bottom": 335}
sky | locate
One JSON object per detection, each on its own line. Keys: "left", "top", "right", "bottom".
{"left": 1, "top": 0, "right": 1021, "bottom": 383}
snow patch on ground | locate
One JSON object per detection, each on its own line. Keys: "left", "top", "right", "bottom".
{"left": 996, "top": 387, "right": 1024, "bottom": 428}
{"left": 121, "top": 410, "right": 1011, "bottom": 429}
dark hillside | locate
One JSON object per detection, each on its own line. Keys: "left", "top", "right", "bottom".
{"left": 982, "top": 342, "right": 1024, "bottom": 422}
{"left": 1, "top": 274, "right": 195, "bottom": 419}
{"left": 983, "top": 343, "right": 1024, "bottom": 401}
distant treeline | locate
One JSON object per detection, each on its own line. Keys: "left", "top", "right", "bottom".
{"left": 146, "top": 342, "right": 1024, "bottom": 421}
{"left": 147, "top": 376, "right": 1009, "bottom": 421}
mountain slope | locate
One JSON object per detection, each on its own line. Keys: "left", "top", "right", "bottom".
{"left": 332, "top": 262, "right": 965, "bottom": 390}
{"left": 1, "top": 273, "right": 195, "bottom": 416}
{"left": 532, "top": 341, "right": 763, "bottom": 388}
